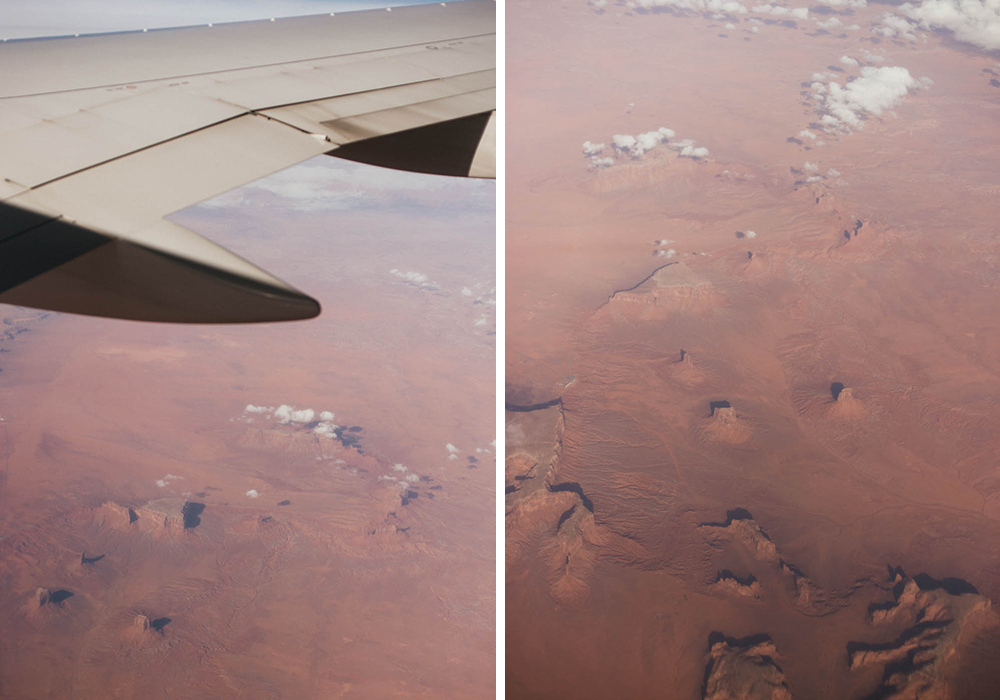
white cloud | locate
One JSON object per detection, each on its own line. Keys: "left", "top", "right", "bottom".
{"left": 656, "top": 248, "right": 678, "bottom": 257}
{"left": 448, "top": 453, "right": 459, "bottom": 460}
{"left": 274, "top": 405, "right": 315, "bottom": 424}
{"left": 815, "top": 16, "right": 859, "bottom": 29}
{"left": 589, "top": 0, "right": 608, "bottom": 7}
{"left": 804, "top": 161, "right": 820, "bottom": 172}
{"left": 827, "top": 168, "right": 842, "bottom": 177}
{"left": 319, "top": 410, "right": 335, "bottom": 422}
{"left": 405, "top": 473, "right": 420, "bottom": 483}
{"left": 446, "top": 443, "right": 459, "bottom": 453}
{"left": 752, "top": 4, "right": 808, "bottom": 18}
{"left": 634, "top": 130, "right": 667, "bottom": 155}
{"left": 156, "top": 479, "right": 168, "bottom": 488}
{"left": 860, "top": 48, "right": 886, "bottom": 63}
{"left": 612, "top": 134, "right": 637, "bottom": 154}
{"left": 669, "top": 139, "right": 710, "bottom": 159}
{"left": 745, "top": 230, "right": 757, "bottom": 239}
{"left": 798, "top": 129, "right": 817, "bottom": 140}
{"left": 840, "top": 55, "right": 859, "bottom": 67}
{"left": 873, "top": 12, "right": 919, "bottom": 40}
{"left": 392, "top": 463, "right": 408, "bottom": 472}
{"left": 816, "top": 0, "right": 865, "bottom": 5}
{"left": 627, "top": 0, "right": 748, "bottom": 14}
{"left": 461, "top": 287, "right": 473, "bottom": 297}
{"left": 313, "top": 422, "right": 337, "bottom": 438}
{"left": 589, "top": 156, "right": 615, "bottom": 169}
{"left": 246, "top": 489, "right": 259, "bottom": 498}
{"left": 390, "top": 269, "right": 426, "bottom": 284}
{"left": 814, "top": 66, "right": 931, "bottom": 132}
{"left": 583, "top": 141, "right": 606, "bottom": 156}
{"left": 389, "top": 268, "right": 437, "bottom": 290}
{"left": 245, "top": 404, "right": 272, "bottom": 414}
{"left": 898, "top": 0, "right": 1000, "bottom": 50}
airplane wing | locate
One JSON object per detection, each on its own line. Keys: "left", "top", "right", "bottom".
{"left": 0, "top": 1, "right": 495, "bottom": 323}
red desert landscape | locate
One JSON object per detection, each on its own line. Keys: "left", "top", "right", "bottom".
{"left": 506, "top": 0, "right": 1000, "bottom": 697}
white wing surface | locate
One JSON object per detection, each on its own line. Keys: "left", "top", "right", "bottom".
{"left": 0, "top": 1, "right": 495, "bottom": 322}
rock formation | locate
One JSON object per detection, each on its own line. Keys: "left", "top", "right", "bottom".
{"left": 703, "top": 636, "right": 792, "bottom": 700}
{"left": 709, "top": 572, "right": 762, "bottom": 600}
{"left": 704, "top": 402, "right": 752, "bottom": 444}
{"left": 849, "top": 574, "right": 1000, "bottom": 698}
{"left": 828, "top": 386, "right": 865, "bottom": 420}
{"left": 701, "top": 513, "right": 780, "bottom": 564}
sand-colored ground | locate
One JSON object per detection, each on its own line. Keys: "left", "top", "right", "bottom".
{"left": 0, "top": 162, "right": 495, "bottom": 699}
{"left": 507, "top": 1, "right": 1000, "bottom": 698}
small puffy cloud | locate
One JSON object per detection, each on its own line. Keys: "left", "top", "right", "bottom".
{"left": 827, "top": 168, "right": 842, "bottom": 177}
{"left": 752, "top": 4, "right": 808, "bottom": 18}
{"left": 319, "top": 410, "right": 335, "bottom": 422}
{"left": 899, "top": 0, "right": 1000, "bottom": 51}
{"left": 392, "top": 463, "right": 408, "bottom": 472}
{"left": 313, "top": 422, "right": 337, "bottom": 438}
{"left": 461, "top": 287, "right": 473, "bottom": 297}
{"left": 612, "top": 134, "right": 637, "bottom": 153}
{"left": 816, "top": 66, "right": 931, "bottom": 132}
{"left": 583, "top": 141, "right": 606, "bottom": 156}
{"left": 804, "top": 161, "right": 820, "bottom": 172}
{"left": 274, "top": 405, "right": 315, "bottom": 424}
{"left": 840, "top": 55, "right": 859, "bottom": 67}
{"left": 670, "top": 139, "right": 710, "bottom": 159}
{"left": 446, "top": 443, "right": 459, "bottom": 453}
{"left": 874, "top": 12, "right": 919, "bottom": 40}
{"left": 628, "top": 0, "right": 747, "bottom": 14}
{"left": 589, "top": 0, "right": 608, "bottom": 8}
{"left": 816, "top": 0, "right": 865, "bottom": 5}
{"left": 751, "top": 24, "right": 760, "bottom": 31}
{"left": 745, "top": 230, "right": 757, "bottom": 239}
{"left": 246, "top": 489, "right": 259, "bottom": 498}
{"left": 634, "top": 130, "right": 667, "bottom": 155}
{"left": 245, "top": 404, "right": 272, "bottom": 414}
{"left": 798, "top": 129, "right": 817, "bottom": 140}
{"left": 474, "top": 315, "right": 489, "bottom": 327}
{"left": 405, "top": 473, "right": 420, "bottom": 483}
{"left": 589, "top": 156, "right": 615, "bottom": 169}
{"left": 156, "top": 479, "right": 168, "bottom": 488}
{"left": 815, "top": 16, "right": 859, "bottom": 29}
{"left": 860, "top": 48, "right": 886, "bottom": 63}
{"left": 725, "top": 21, "right": 736, "bottom": 27}
{"left": 389, "top": 269, "right": 437, "bottom": 290}
{"left": 656, "top": 248, "right": 678, "bottom": 258}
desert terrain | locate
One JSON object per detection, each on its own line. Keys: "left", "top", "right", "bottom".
{"left": 506, "top": 1, "right": 1000, "bottom": 698}
{"left": 0, "top": 158, "right": 495, "bottom": 698}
